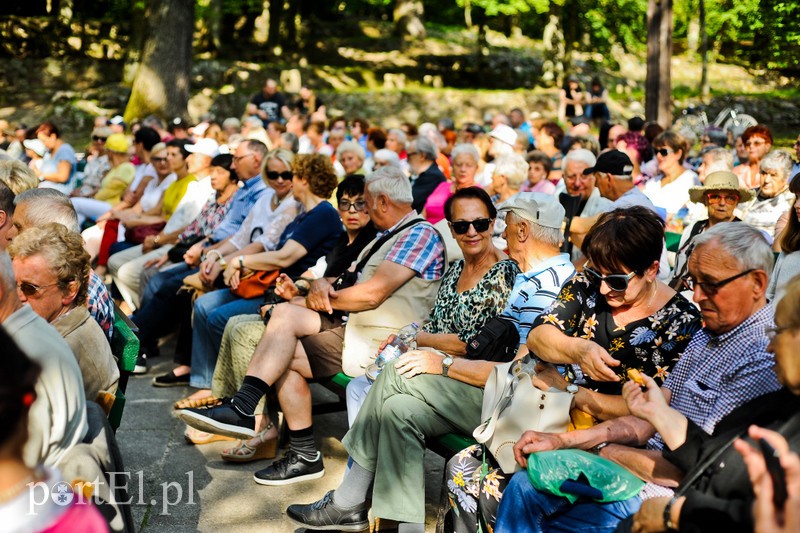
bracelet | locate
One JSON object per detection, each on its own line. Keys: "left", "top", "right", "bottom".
{"left": 663, "top": 496, "right": 679, "bottom": 532}
{"left": 153, "top": 235, "right": 160, "bottom": 245}
{"left": 592, "top": 442, "right": 609, "bottom": 455}
{"left": 206, "top": 250, "right": 223, "bottom": 262}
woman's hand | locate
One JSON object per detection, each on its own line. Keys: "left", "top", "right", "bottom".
{"left": 395, "top": 350, "right": 444, "bottom": 378}
{"left": 223, "top": 262, "right": 243, "bottom": 288}
{"left": 513, "top": 431, "right": 566, "bottom": 468}
{"left": 199, "top": 257, "right": 223, "bottom": 287}
{"left": 142, "top": 235, "right": 159, "bottom": 253}
{"left": 183, "top": 241, "right": 205, "bottom": 266}
{"left": 144, "top": 254, "right": 169, "bottom": 269}
{"left": 531, "top": 362, "right": 568, "bottom": 391}
{"left": 274, "top": 273, "right": 298, "bottom": 301}
{"left": 631, "top": 496, "right": 676, "bottom": 533}
{"left": 575, "top": 339, "right": 620, "bottom": 382}
{"left": 623, "top": 373, "right": 669, "bottom": 424}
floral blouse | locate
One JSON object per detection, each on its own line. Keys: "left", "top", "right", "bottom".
{"left": 423, "top": 259, "right": 520, "bottom": 343}
{"left": 532, "top": 273, "right": 703, "bottom": 394}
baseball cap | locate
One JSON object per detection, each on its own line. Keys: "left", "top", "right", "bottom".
{"left": 185, "top": 138, "right": 220, "bottom": 158}
{"left": 490, "top": 124, "right": 517, "bottom": 147}
{"left": 108, "top": 115, "right": 126, "bottom": 127}
{"left": 582, "top": 150, "right": 634, "bottom": 177}
{"left": 497, "top": 192, "right": 565, "bottom": 229}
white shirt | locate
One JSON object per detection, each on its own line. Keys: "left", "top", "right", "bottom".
{"left": 163, "top": 175, "right": 214, "bottom": 234}
{"left": 642, "top": 169, "right": 699, "bottom": 216}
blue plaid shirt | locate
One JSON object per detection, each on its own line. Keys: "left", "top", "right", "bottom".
{"left": 209, "top": 175, "right": 267, "bottom": 243}
{"left": 88, "top": 271, "right": 114, "bottom": 340}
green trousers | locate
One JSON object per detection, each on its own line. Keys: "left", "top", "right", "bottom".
{"left": 342, "top": 363, "right": 484, "bottom": 523}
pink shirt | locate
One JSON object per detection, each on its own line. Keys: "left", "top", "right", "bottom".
{"left": 423, "top": 181, "right": 454, "bottom": 224}
{"left": 520, "top": 179, "right": 557, "bottom": 194}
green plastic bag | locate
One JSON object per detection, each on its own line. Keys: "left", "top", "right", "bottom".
{"left": 526, "top": 449, "right": 645, "bottom": 503}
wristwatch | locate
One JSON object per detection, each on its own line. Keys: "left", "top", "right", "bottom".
{"left": 441, "top": 355, "right": 454, "bottom": 377}
{"left": 238, "top": 255, "right": 245, "bottom": 270}
{"left": 663, "top": 496, "right": 679, "bottom": 531}
{"left": 566, "top": 384, "right": 579, "bottom": 395}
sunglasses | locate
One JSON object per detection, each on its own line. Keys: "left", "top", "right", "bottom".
{"left": 584, "top": 267, "right": 636, "bottom": 292}
{"left": 266, "top": 171, "right": 293, "bottom": 181}
{"left": 92, "top": 135, "right": 107, "bottom": 142}
{"left": 151, "top": 156, "right": 168, "bottom": 163}
{"left": 449, "top": 218, "right": 492, "bottom": 234}
{"left": 655, "top": 148, "right": 674, "bottom": 157}
{"left": 17, "top": 281, "right": 58, "bottom": 297}
{"left": 706, "top": 192, "right": 739, "bottom": 204}
{"left": 682, "top": 269, "right": 754, "bottom": 296}
{"left": 338, "top": 199, "right": 367, "bottom": 212}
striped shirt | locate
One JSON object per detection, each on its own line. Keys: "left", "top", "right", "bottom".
{"left": 502, "top": 253, "right": 575, "bottom": 346}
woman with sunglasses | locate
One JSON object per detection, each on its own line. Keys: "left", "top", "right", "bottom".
{"left": 528, "top": 206, "right": 702, "bottom": 416}
{"left": 642, "top": 131, "right": 699, "bottom": 233}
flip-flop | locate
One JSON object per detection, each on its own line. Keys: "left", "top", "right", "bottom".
{"left": 173, "top": 395, "right": 221, "bottom": 410}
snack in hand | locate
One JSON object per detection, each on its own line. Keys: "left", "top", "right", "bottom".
{"left": 627, "top": 368, "right": 646, "bottom": 387}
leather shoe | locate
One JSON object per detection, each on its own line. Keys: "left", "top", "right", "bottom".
{"left": 286, "top": 490, "right": 368, "bottom": 531}
{"left": 254, "top": 450, "right": 324, "bottom": 486}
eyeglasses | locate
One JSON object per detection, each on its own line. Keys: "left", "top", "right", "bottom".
{"left": 765, "top": 325, "right": 793, "bottom": 342}
{"left": 655, "top": 148, "right": 674, "bottom": 157}
{"left": 584, "top": 267, "right": 636, "bottom": 292}
{"left": 449, "top": 218, "right": 492, "bottom": 234}
{"left": 406, "top": 152, "right": 419, "bottom": 157}
{"left": 338, "top": 199, "right": 368, "bottom": 212}
{"left": 266, "top": 170, "right": 293, "bottom": 181}
{"left": 745, "top": 140, "right": 767, "bottom": 147}
{"left": 683, "top": 269, "right": 755, "bottom": 296}
{"left": 92, "top": 136, "right": 107, "bottom": 142}
{"left": 151, "top": 156, "right": 168, "bottom": 163}
{"left": 233, "top": 153, "right": 255, "bottom": 164}
{"left": 706, "top": 192, "right": 739, "bottom": 204}
{"left": 17, "top": 281, "right": 58, "bottom": 297}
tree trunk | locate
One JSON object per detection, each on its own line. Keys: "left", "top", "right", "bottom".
{"left": 699, "top": 0, "right": 709, "bottom": 99}
{"left": 542, "top": 12, "right": 565, "bottom": 87}
{"left": 124, "top": 0, "right": 194, "bottom": 123}
{"left": 285, "top": 0, "right": 298, "bottom": 47}
{"left": 267, "top": 0, "right": 282, "bottom": 50}
{"left": 645, "top": 0, "right": 673, "bottom": 128}
{"left": 394, "top": 0, "right": 426, "bottom": 40}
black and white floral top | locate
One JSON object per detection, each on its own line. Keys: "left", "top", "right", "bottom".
{"left": 423, "top": 259, "right": 519, "bottom": 342}
{"left": 532, "top": 273, "right": 703, "bottom": 394}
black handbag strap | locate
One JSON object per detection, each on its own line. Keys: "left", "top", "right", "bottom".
{"left": 674, "top": 430, "right": 744, "bottom": 497}
{"left": 351, "top": 217, "right": 424, "bottom": 276}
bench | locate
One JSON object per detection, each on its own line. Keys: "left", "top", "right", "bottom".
{"left": 108, "top": 306, "right": 140, "bottom": 431}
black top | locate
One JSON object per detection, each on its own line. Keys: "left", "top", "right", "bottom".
{"left": 411, "top": 164, "right": 446, "bottom": 213}
{"left": 250, "top": 91, "right": 286, "bottom": 124}
{"left": 323, "top": 221, "right": 378, "bottom": 278}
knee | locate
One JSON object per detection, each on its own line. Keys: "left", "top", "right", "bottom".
{"left": 380, "top": 394, "right": 419, "bottom": 426}
{"left": 207, "top": 309, "right": 233, "bottom": 333}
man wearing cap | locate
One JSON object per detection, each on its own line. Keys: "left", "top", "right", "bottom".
{"left": 108, "top": 115, "right": 126, "bottom": 134}
{"left": 670, "top": 171, "right": 751, "bottom": 289}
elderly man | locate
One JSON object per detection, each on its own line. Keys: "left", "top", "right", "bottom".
{"left": 493, "top": 223, "right": 781, "bottom": 531}
{"left": 8, "top": 188, "right": 114, "bottom": 340}
{"left": 284, "top": 192, "right": 575, "bottom": 532}
{"left": 0, "top": 250, "right": 87, "bottom": 467}
{"left": 408, "top": 136, "right": 445, "bottom": 213}
{"left": 180, "top": 167, "right": 446, "bottom": 485}
{"left": 9, "top": 223, "right": 119, "bottom": 401}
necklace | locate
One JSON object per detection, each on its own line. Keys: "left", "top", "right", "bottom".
{"left": 0, "top": 468, "right": 42, "bottom": 503}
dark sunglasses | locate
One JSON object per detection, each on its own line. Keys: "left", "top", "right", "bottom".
{"left": 92, "top": 135, "right": 107, "bottom": 142}
{"left": 151, "top": 156, "right": 168, "bottom": 163}
{"left": 654, "top": 148, "right": 673, "bottom": 157}
{"left": 584, "top": 267, "right": 636, "bottom": 292}
{"left": 17, "top": 281, "right": 58, "bottom": 297}
{"left": 266, "top": 171, "right": 293, "bottom": 181}
{"left": 338, "top": 200, "right": 367, "bottom": 212}
{"left": 449, "top": 218, "right": 492, "bottom": 235}
{"left": 682, "top": 269, "right": 754, "bottom": 296}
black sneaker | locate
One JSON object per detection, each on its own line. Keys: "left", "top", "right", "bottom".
{"left": 175, "top": 398, "right": 255, "bottom": 439}
{"left": 286, "top": 490, "right": 368, "bottom": 531}
{"left": 152, "top": 370, "right": 190, "bottom": 388}
{"left": 132, "top": 354, "right": 147, "bottom": 375}
{"left": 254, "top": 450, "right": 324, "bottom": 486}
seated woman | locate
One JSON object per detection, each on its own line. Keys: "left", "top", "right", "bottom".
{"left": 768, "top": 176, "right": 800, "bottom": 303}
{"left": 185, "top": 153, "right": 342, "bottom": 405}
{"left": 199, "top": 175, "right": 377, "bottom": 455}
{"left": 613, "top": 274, "right": 800, "bottom": 533}
{"left": 741, "top": 149, "right": 795, "bottom": 244}
{"left": 286, "top": 187, "right": 524, "bottom": 532}
{"left": 520, "top": 150, "right": 556, "bottom": 194}
{"left": 446, "top": 206, "right": 702, "bottom": 533}
{"left": 422, "top": 143, "right": 481, "bottom": 224}
{"left": 8, "top": 223, "right": 119, "bottom": 403}
{"left": 642, "top": 131, "right": 698, "bottom": 233}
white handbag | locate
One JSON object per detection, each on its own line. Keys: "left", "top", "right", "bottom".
{"left": 473, "top": 355, "right": 573, "bottom": 474}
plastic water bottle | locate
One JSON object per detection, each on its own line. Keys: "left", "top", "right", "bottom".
{"left": 365, "top": 322, "right": 419, "bottom": 382}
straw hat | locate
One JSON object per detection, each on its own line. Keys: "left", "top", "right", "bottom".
{"left": 688, "top": 171, "right": 754, "bottom": 204}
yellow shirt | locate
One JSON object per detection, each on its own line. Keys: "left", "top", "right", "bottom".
{"left": 93, "top": 162, "right": 135, "bottom": 204}
{"left": 160, "top": 173, "right": 196, "bottom": 219}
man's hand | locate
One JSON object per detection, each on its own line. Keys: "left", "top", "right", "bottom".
{"left": 274, "top": 273, "right": 298, "bottom": 301}
{"left": 144, "top": 254, "right": 169, "bottom": 269}
{"left": 623, "top": 374, "right": 669, "bottom": 425}
{"left": 513, "top": 431, "right": 566, "bottom": 468}
{"left": 142, "top": 235, "right": 159, "bottom": 253}
{"left": 575, "top": 339, "right": 620, "bottom": 382}
{"left": 395, "top": 350, "right": 445, "bottom": 378}
{"left": 631, "top": 496, "right": 674, "bottom": 533}
{"left": 306, "top": 278, "right": 334, "bottom": 313}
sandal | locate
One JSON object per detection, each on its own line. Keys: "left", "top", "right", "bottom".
{"left": 174, "top": 395, "right": 221, "bottom": 410}
{"left": 220, "top": 422, "right": 278, "bottom": 463}
{"left": 184, "top": 426, "right": 235, "bottom": 445}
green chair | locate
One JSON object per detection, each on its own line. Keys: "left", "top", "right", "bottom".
{"left": 108, "top": 306, "right": 140, "bottom": 431}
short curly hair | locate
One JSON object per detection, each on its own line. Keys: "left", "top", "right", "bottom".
{"left": 292, "top": 153, "right": 339, "bottom": 199}
{"left": 8, "top": 223, "right": 91, "bottom": 307}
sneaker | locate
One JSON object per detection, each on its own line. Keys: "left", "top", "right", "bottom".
{"left": 254, "top": 450, "right": 324, "bottom": 486}
{"left": 175, "top": 398, "right": 255, "bottom": 439}
{"left": 132, "top": 354, "right": 147, "bottom": 375}
{"left": 152, "top": 370, "right": 190, "bottom": 387}
{"left": 286, "top": 490, "right": 368, "bottom": 531}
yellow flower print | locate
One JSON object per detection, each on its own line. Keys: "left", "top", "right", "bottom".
{"left": 608, "top": 337, "right": 625, "bottom": 354}
{"left": 654, "top": 365, "right": 670, "bottom": 380}
{"left": 542, "top": 313, "right": 565, "bottom": 329}
{"left": 453, "top": 471, "right": 465, "bottom": 488}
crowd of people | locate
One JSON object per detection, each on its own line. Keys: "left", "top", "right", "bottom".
{"left": 0, "top": 75, "right": 799, "bottom": 532}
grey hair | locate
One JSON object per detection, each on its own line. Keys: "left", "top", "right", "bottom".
{"left": 515, "top": 129, "right": 530, "bottom": 148}
{"left": 562, "top": 148, "right": 597, "bottom": 169}
{"left": 336, "top": 140, "right": 366, "bottom": 161}
{"left": 0, "top": 250, "right": 14, "bottom": 294}
{"left": 365, "top": 166, "right": 413, "bottom": 204}
{"left": 493, "top": 153, "right": 529, "bottom": 189}
{"left": 450, "top": 143, "right": 481, "bottom": 165}
{"left": 387, "top": 128, "right": 407, "bottom": 148}
{"left": 222, "top": 117, "right": 241, "bottom": 130}
{"left": 693, "top": 222, "right": 774, "bottom": 281}
{"left": 703, "top": 147, "right": 734, "bottom": 171}
{"left": 14, "top": 188, "right": 80, "bottom": 233}
{"left": 760, "top": 150, "right": 794, "bottom": 181}
{"left": 280, "top": 132, "right": 299, "bottom": 154}
{"left": 373, "top": 149, "right": 401, "bottom": 168}
{"left": 0, "top": 160, "right": 38, "bottom": 195}
{"left": 506, "top": 210, "right": 563, "bottom": 247}
{"left": 413, "top": 136, "right": 439, "bottom": 161}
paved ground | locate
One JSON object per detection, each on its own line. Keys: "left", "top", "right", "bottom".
{"left": 116, "top": 357, "right": 447, "bottom": 532}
